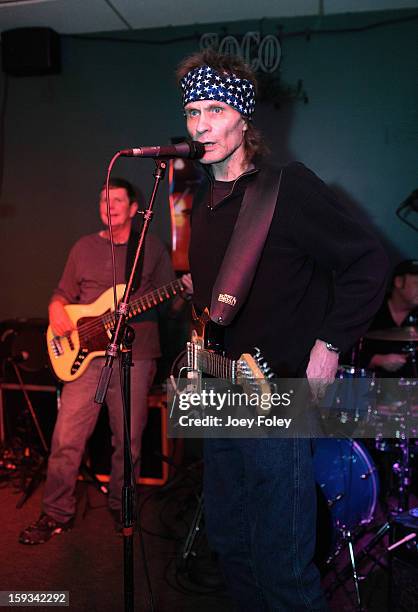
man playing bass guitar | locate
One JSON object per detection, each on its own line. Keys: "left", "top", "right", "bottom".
{"left": 20, "top": 177, "right": 192, "bottom": 544}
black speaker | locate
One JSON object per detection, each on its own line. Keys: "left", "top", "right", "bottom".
{"left": 390, "top": 512, "right": 418, "bottom": 611}
{"left": 1, "top": 27, "right": 61, "bottom": 76}
{"left": 87, "top": 391, "right": 172, "bottom": 485}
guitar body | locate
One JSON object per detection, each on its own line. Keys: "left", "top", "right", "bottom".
{"left": 189, "top": 307, "right": 275, "bottom": 408}
{"left": 47, "top": 284, "right": 125, "bottom": 382}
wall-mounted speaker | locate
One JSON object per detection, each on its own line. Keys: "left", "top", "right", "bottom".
{"left": 1, "top": 27, "right": 61, "bottom": 76}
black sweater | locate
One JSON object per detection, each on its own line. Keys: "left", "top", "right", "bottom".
{"left": 189, "top": 162, "right": 389, "bottom": 376}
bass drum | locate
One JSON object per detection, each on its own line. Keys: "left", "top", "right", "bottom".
{"left": 313, "top": 438, "right": 379, "bottom": 568}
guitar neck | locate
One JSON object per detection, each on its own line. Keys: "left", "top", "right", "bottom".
{"left": 196, "top": 349, "right": 237, "bottom": 384}
{"left": 105, "top": 278, "right": 184, "bottom": 327}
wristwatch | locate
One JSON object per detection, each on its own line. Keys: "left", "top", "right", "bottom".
{"left": 325, "top": 342, "right": 340, "bottom": 354}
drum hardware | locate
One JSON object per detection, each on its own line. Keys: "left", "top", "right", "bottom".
{"left": 325, "top": 520, "right": 392, "bottom": 609}
{"left": 344, "top": 530, "right": 363, "bottom": 611}
{"left": 314, "top": 439, "right": 379, "bottom": 546}
{"left": 343, "top": 381, "right": 418, "bottom": 607}
{"left": 340, "top": 411, "right": 417, "bottom": 606}
{"left": 402, "top": 339, "right": 417, "bottom": 378}
{"left": 314, "top": 438, "right": 380, "bottom": 610}
{"left": 318, "top": 367, "right": 377, "bottom": 444}
{"left": 364, "top": 326, "right": 418, "bottom": 343}
{"left": 373, "top": 377, "right": 417, "bottom": 514}
{"left": 360, "top": 468, "right": 375, "bottom": 480}
{"left": 4, "top": 357, "right": 50, "bottom": 508}
{"left": 324, "top": 325, "right": 418, "bottom": 606}
{"left": 0, "top": 350, "right": 108, "bottom": 509}
{"left": 327, "top": 492, "right": 344, "bottom": 508}
{"left": 390, "top": 436, "right": 413, "bottom": 515}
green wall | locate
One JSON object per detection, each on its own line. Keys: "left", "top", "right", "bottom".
{"left": 0, "top": 8, "right": 417, "bottom": 320}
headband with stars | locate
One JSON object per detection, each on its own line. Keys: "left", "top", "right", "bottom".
{"left": 180, "top": 65, "right": 256, "bottom": 118}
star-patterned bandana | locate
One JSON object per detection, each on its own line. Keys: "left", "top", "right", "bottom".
{"left": 180, "top": 65, "right": 256, "bottom": 118}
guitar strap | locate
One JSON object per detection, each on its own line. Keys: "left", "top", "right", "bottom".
{"left": 210, "top": 165, "right": 283, "bottom": 326}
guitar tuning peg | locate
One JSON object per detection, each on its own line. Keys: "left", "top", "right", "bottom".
{"left": 254, "top": 347, "right": 261, "bottom": 357}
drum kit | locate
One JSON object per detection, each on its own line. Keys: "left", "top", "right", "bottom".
{"left": 314, "top": 324, "right": 417, "bottom": 609}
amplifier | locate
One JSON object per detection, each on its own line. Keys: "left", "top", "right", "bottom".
{"left": 87, "top": 391, "right": 174, "bottom": 486}
{"left": 390, "top": 511, "right": 418, "bottom": 612}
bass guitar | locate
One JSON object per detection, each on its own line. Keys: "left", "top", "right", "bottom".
{"left": 47, "top": 278, "right": 185, "bottom": 382}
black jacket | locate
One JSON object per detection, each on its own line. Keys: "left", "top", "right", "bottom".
{"left": 189, "top": 162, "right": 389, "bottom": 375}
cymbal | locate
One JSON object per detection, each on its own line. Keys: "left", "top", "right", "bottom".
{"left": 365, "top": 326, "right": 418, "bottom": 342}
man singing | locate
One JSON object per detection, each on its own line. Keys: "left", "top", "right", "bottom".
{"left": 176, "top": 49, "right": 388, "bottom": 610}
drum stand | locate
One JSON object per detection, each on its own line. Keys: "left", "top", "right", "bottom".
{"left": 392, "top": 341, "right": 417, "bottom": 513}
{"left": 391, "top": 437, "right": 412, "bottom": 514}
{"left": 7, "top": 358, "right": 50, "bottom": 508}
{"left": 325, "top": 526, "right": 374, "bottom": 611}
{"left": 325, "top": 430, "right": 416, "bottom": 609}
{"left": 7, "top": 359, "right": 108, "bottom": 507}
{"left": 341, "top": 529, "right": 364, "bottom": 611}
{"left": 327, "top": 436, "right": 416, "bottom": 607}
{"left": 385, "top": 367, "right": 416, "bottom": 515}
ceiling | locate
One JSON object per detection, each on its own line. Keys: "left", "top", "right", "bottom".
{"left": 0, "top": 0, "right": 417, "bottom": 35}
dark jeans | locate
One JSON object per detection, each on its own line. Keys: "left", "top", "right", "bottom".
{"left": 203, "top": 437, "right": 327, "bottom": 611}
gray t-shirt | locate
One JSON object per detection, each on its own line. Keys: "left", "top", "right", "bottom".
{"left": 51, "top": 232, "right": 176, "bottom": 358}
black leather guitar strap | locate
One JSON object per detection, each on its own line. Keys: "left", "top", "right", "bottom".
{"left": 210, "top": 166, "right": 283, "bottom": 326}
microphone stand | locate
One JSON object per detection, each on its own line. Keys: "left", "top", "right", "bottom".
{"left": 95, "top": 158, "right": 168, "bottom": 612}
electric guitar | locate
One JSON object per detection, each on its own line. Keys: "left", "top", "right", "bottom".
{"left": 186, "top": 307, "right": 276, "bottom": 409}
{"left": 47, "top": 278, "right": 185, "bottom": 382}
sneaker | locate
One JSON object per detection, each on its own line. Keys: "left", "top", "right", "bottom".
{"left": 19, "top": 513, "right": 73, "bottom": 545}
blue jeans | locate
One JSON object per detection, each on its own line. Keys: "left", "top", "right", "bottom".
{"left": 203, "top": 437, "right": 327, "bottom": 611}
{"left": 43, "top": 358, "right": 156, "bottom": 521}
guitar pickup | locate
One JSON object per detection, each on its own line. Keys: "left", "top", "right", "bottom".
{"left": 50, "top": 337, "right": 64, "bottom": 357}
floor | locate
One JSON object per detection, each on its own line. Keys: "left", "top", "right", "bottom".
{"left": 0, "top": 439, "right": 408, "bottom": 612}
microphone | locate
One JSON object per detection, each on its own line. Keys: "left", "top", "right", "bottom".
{"left": 119, "top": 141, "right": 205, "bottom": 160}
